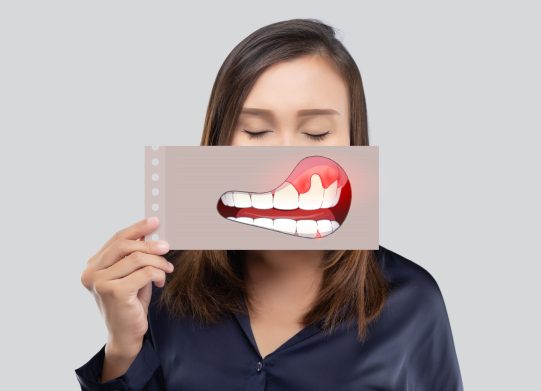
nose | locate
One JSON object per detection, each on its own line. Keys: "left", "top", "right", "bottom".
{"left": 277, "top": 130, "right": 293, "bottom": 146}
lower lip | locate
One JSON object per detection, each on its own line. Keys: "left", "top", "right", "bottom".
{"left": 217, "top": 180, "right": 351, "bottom": 225}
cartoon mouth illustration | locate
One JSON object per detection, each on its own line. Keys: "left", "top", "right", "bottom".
{"left": 216, "top": 156, "right": 351, "bottom": 238}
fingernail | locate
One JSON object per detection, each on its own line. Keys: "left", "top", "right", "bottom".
{"left": 168, "top": 261, "right": 175, "bottom": 270}
{"left": 147, "top": 216, "right": 159, "bottom": 225}
{"left": 155, "top": 240, "right": 169, "bottom": 251}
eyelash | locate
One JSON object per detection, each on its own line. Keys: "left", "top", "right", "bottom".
{"left": 242, "top": 130, "right": 331, "bottom": 141}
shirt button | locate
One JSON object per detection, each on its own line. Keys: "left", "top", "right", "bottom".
{"left": 256, "top": 361, "right": 263, "bottom": 372}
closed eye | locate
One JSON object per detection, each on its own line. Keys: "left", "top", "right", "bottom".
{"left": 302, "top": 131, "right": 331, "bottom": 141}
{"left": 242, "top": 129, "right": 272, "bottom": 139}
{"left": 242, "top": 129, "right": 331, "bottom": 141}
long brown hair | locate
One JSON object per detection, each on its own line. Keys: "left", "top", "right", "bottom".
{"left": 159, "top": 18, "right": 389, "bottom": 341}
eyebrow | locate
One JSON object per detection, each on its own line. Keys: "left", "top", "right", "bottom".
{"left": 240, "top": 108, "right": 340, "bottom": 118}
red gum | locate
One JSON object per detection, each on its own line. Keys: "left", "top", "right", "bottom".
{"left": 274, "top": 156, "right": 348, "bottom": 194}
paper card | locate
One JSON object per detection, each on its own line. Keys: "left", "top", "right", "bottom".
{"left": 145, "top": 146, "right": 378, "bottom": 249}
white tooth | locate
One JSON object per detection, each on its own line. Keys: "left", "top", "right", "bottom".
{"left": 330, "top": 221, "right": 340, "bottom": 231}
{"left": 273, "top": 182, "right": 298, "bottom": 210}
{"left": 221, "top": 192, "right": 235, "bottom": 206}
{"left": 227, "top": 217, "right": 236, "bottom": 221}
{"left": 331, "top": 187, "right": 341, "bottom": 207}
{"left": 233, "top": 192, "right": 252, "bottom": 208}
{"left": 298, "top": 174, "right": 324, "bottom": 210}
{"left": 316, "top": 220, "right": 333, "bottom": 236}
{"left": 253, "top": 218, "right": 273, "bottom": 229}
{"left": 273, "top": 218, "right": 296, "bottom": 234}
{"left": 296, "top": 220, "right": 318, "bottom": 238}
{"left": 321, "top": 180, "right": 338, "bottom": 208}
{"left": 236, "top": 217, "right": 253, "bottom": 225}
{"left": 250, "top": 192, "right": 273, "bottom": 209}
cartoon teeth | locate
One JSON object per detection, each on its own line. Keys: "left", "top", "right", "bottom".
{"left": 219, "top": 174, "right": 340, "bottom": 211}
{"left": 298, "top": 174, "right": 324, "bottom": 210}
{"left": 273, "top": 182, "right": 299, "bottom": 210}
{"left": 250, "top": 192, "right": 273, "bottom": 209}
{"left": 216, "top": 156, "right": 350, "bottom": 239}
{"left": 273, "top": 218, "right": 297, "bottom": 235}
{"left": 321, "top": 180, "right": 339, "bottom": 208}
{"left": 226, "top": 216, "right": 341, "bottom": 237}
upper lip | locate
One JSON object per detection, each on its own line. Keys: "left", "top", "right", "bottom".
{"left": 216, "top": 156, "right": 351, "bottom": 229}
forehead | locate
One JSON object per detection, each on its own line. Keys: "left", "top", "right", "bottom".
{"left": 242, "top": 54, "right": 348, "bottom": 113}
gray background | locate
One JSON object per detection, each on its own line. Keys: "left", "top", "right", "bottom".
{"left": 0, "top": 1, "right": 539, "bottom": 389}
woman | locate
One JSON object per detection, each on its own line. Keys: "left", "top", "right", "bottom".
{"left": 75, "top": 18, "right": 463, "bottom": 390}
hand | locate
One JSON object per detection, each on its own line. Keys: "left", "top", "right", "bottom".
{"left": 80, "top": 217, "right": 174, "bottom": 350}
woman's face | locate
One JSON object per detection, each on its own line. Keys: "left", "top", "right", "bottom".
{"left": 230, "top": 54, "right": 350, "bottom": 147}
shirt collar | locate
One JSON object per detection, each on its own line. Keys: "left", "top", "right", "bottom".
{"left": 231, "top": 309, "right": 324, "bottom": 360}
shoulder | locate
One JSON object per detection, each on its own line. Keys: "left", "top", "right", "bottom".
{"left": 374, "top": 246, "right": 463, "bottom": 389}
{"left": 374, "top": 245, "right": 448, "bottom": 324}
{"left": 375, "top": 244, "right": 443, "bottom": 297}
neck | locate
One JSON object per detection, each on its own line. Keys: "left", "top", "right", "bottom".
{"left": 243, "top": 250, "right": 325, "bottom": 316}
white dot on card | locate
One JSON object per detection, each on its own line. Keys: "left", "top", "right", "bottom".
{"left": 151, "top": 145, "right": 159, "bottom": 151}
{"left": 152, "top": 187, "right": 159, "bottom": 196}
{"left": 151, "top": 233, "right": 159, "bottom": 240}
{"left": 152, "top": 203, "right": 159, "bottom": 211}
{"left": 152, "top": 173, "right": 159, "bottom": 181}
{"left": 152, "top": 158, "right": 159, "bottom": 166}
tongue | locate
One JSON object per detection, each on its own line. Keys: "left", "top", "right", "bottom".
{"left": 236, "top": 207, "right": 336, "bottom": 221}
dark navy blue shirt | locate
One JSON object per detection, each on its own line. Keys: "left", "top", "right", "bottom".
{"left": 75, "top": 245, "right": 464, "bottom": 390}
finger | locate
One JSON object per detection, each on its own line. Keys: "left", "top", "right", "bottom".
{"left": 93, "top": 238, "right": 170, "bottom": 270}
{"left": 102, "top": 251, "right": 174, "bottom": 280}
{"left": 117, "top": 265, "right": 167, "bottom": 295}
{"left": 100, "top": 217, "right": 160, "bottom": 252}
